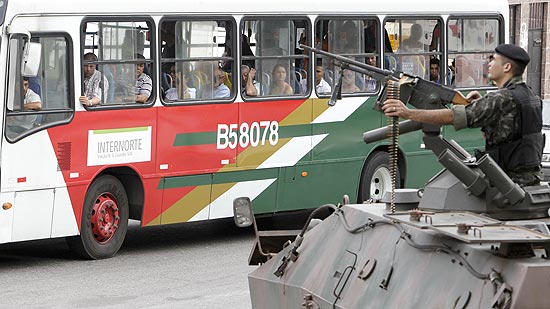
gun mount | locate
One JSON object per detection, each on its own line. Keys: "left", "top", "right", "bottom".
{"left": 361, "top": 108, "right": 550, "bottom": 220}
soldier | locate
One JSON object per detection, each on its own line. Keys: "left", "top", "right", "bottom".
{"left": 382, "top": 44, "right": 543, "bottom": 186}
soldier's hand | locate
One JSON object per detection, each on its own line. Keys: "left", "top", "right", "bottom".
{"left": 466, "top": 91, "right": 481, "bottom": 102}
{"left": 382, "top": 99, "right": 410, "bottom": 118}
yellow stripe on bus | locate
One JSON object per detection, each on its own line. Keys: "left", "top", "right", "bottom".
{"left": 159, "top": 184, "right": 212, "bottom": 224}
{"left": 311, "top": 98, "right": 331, "bottom": 121}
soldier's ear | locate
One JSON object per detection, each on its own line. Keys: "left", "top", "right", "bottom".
{"left": 503, "top": 62, "right": 512, "bottom": 74}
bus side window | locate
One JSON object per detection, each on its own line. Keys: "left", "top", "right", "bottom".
{"left": 384, "top": 19, "right": 442, "bottom": 82}
{"left": 316, "top": 17, "right": 380, "bottom": 96}
{"left": 82, "top": 20, "right": 154, "bottom": 106}
{"left": 241, "top": 18, "right": 309, "bottom": 99}
{"left": 448, "top": 18, "right": 500, "bottom": 88}
{"left": 160, "top": 18, "right": 235, "bottom": 103}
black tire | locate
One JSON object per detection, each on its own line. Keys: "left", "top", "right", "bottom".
{"left": 67, "top": 175, "right": 129, "bottom": 259}
{"left": 359, "top": 152, "right": 401, "bottom": 203}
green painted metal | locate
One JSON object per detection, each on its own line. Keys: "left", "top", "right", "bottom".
{"left": 162, "top": 173, "right": 212, "bottom": 189}
{"left": 276, "top": 160, "right": 363, "bottom": 212}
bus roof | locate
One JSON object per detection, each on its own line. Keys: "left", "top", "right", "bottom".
{"left": 6, "top": 0, "right": 508, "bottom": 17}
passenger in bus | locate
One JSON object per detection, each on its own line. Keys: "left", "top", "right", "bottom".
{"left": 482, "top": 55, "right": 493, "bottom": 86}
{"left": 401, "top": 24, "right": 424, "bottom": 51}
{"left": 79, "top": 53, "right": 109, "bottom": 107}
{"left": 335, "top": 21, "right": 359, "bottom": 53}
{"left": 133, "top": 53, "right": 152, "bottom": 103}
{"left": 165, "top": 65, "right": 196, "bottom": 100}
{"left": 363, "top": 50, "right": 378, "bottom": 92}
{"left": 160, "top": 21, "right": 176, "bottom": 73}
{"left": 301, "top": 61, "right": 331, "bottom": 95}
{"left": 364, "top": 20, "right": 377, "bottom": 53}
{"left": 315, "top": 21, "right": 329, "bottom": 51}
{"left": 222, "top": 28, "right": 254, "bottom": 73}
{"left": 221, "top": 23, "right": 234, "bottom": 73}
{"left": 199, "top": 65, "right": 230, "bottom": 99}
{"left": 453, "top": 55, "right": 476, "bottom": 87}
{"left": 213, "top": 67, "right": 231, "bottom": 98}
{"left": 294, "top": 33, "right": 307, "bottom": 75}
{"left": 241, "top": 65, "right": 260, "bottom": 97}
{"left": 429, "top": 57, "right": 441, "bottom": 84}
{"left": 341, "top": 69, "right": 361, "bottom": 93}
{"left": 399, "top": 24, "right": 428, "bottom": 77}
{"left": 269, "top": 64, "right": 293, "bottom": 95}
{"left": 261, "top": 27, "right": 288, "bottom": 57}
{"left": 7, "top": 77, "right": 42, "bottom": 131}
{"left": 260, "top": 25, "right": 288, "bottom": 76}
{"left": 22, "top": 77, "right": 42, "bottom": 110}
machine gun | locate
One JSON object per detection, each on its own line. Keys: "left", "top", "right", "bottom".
{"left": 300, "top": 44, "right": 473, "bottom": 212}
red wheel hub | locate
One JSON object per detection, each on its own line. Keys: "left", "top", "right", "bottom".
{"left": 90, "top": 193, "right": 121, "bottom": 244}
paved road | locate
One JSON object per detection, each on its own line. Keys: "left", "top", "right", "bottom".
{"left": 0, "top": 219, "right": 257, "bottom": 308}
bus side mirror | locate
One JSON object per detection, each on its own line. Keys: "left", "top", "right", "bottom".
{"left": 21, "top": 42, "right": 41, "bottom": 77}
{"left": 233, "top": 197, "right": 254, "bottom": 228}
{"left": 7, "top": 24, "right": 42, "bottom": 77}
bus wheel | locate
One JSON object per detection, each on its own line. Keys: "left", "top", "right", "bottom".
{"left": 359, "top": 152, "right": 400, "bottom": 203}
{"left": 67, "top": 175, "right": 129, "bottom": 259}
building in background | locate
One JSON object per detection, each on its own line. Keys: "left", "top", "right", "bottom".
{"left": 508, "top": 1, "right": 549, "bottom": 99}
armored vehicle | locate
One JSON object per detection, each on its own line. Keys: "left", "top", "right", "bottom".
{"left": 234, "top": 47, "right": 550, "bottom": 309}
{"left": 236, "top": 133, "right": 550, "bottom": 308}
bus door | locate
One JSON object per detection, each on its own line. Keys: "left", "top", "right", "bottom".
{"left": 1, "top": 16, "right": 75, "bottom": 242}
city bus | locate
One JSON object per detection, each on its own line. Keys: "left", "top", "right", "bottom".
{"left": 0, "top": 0, "right": 508, "bottom": 259}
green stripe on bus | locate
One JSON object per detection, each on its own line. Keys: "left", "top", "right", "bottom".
{"left": 162, "top": 173, "right": 212, "bottom": 189}
{"left": 160, "top": 167, "right": 280, "bottom": 189}
{"left": 278, "top": 124, "right": 311, "bottom": 139}
{"left": 173, "top": 131, "right": 217, "bottom": 146}
{"left": 93, "top": 127, "right": 150, "bottom": 134}
{"left": 212, "top": 168, "right": 279, "bottom": 184}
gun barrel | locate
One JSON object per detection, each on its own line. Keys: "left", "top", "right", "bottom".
{"left": 477, "top": 154, "right": 525, "bottom": 205}
{"left": 363, "top": 120, "right": 422, "bottom": 144}
{"left": 300, "top": 44, "right": 394, "bottom": 80}
{"left": 438, "top": 149, "right": 487, "bottom": 196}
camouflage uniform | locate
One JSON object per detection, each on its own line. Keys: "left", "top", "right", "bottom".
{"left": 452, "top": 76, "right": 543, "bottom": 186}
